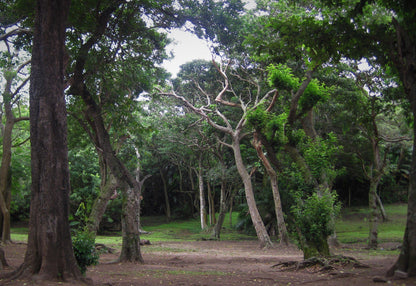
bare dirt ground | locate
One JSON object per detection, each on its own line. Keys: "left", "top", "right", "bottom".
{"left": 1, "top": 240, "right": 416, "bottom": 286}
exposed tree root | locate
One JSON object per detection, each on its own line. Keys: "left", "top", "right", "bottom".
{"left": 0, "top": 248, "right": 9, "bottom": 270}
{"left": 272, "top": 255, "right": 369, "bottom": 273}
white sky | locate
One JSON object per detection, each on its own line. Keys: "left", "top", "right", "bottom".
{"left": 162, "top": 29, "right": 212, "bottom": 77}
{"left": 162, "top": 0, "right": 256, "bottom": 77}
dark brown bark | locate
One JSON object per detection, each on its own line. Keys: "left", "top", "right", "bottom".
{"left": 3, "top": 0, "right": 85, "bottom": 282}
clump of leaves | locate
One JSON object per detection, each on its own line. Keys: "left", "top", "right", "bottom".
{"left": 72, "top": 229, "right": 99, "bottom": 274}
{"left": 299, "top": 79, "right": 330, "bottom": 112}
{"left": 267, "top": 64, "right": 299, "bottom": 91}
{"left": 246, "top": 105, "right": 287, "bottom": 144}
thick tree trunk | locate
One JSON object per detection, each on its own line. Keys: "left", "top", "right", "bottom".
{"left": 4, "top": 0, "right": 84, "bottom": 281}
{"left": 119, "top": 186, "right": 143, "bottom": 263}
{"left": 253, "top": 133, "right": 289, "bottom": 245}
{"left": 233, "top": 139, "right": 273, "bottom": 248}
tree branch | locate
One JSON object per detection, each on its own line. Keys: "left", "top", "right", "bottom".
{"left": 0, "top": 28, "right": 32, "bottom": 41}
{"left": 212, "top": 59, "right": 241, "bottom": 108}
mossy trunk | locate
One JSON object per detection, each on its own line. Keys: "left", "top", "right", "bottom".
{"left": 302, "top": 236, "right": 331, "bottom": 260}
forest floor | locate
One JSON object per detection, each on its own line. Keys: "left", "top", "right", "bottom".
{"left": 1, "top": 239, "right": 416, "bottom": 286}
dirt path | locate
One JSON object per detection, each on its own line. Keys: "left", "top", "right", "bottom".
{"left": 1, "top": 240, "right": 416, "bottom": 285}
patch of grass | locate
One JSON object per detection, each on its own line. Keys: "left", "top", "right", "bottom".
{"left": 336, "top": 203, "right": 406, "bottom": 244}
{"left": 140, "top": 212, "right": 254, "bottom": 242}
{"left": 11, "top": 233, "right": 28, "bottom": 243}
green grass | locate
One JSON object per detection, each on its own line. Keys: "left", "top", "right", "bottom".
{"left": 335, "top": 203, "right": 406, "bottom": 244}
{"left": 10, "top": 204, "right": 408, "bottom": 247}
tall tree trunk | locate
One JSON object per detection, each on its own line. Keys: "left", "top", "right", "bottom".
{"left": 197, "top": 157, "right": 207, "bottom": 229}
{"left": 0, "top": 69, "right": 15, "bottom": 244}
{"left": 232, "top": 138, "right": 273, "bottom": 248}
{"left": 253, "top": 133, "right": 289, "bottom": 245}
{"left": 4, "top": 0, "right": 84, "bottom": 281}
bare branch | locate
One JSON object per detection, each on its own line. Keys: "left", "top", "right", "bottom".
{"left": 14, "top": 116, "right": 29, "bottom": 123}
{"left": 157, "top": 87, "right": 233, "bottom": 136}
{"left": 12, "top": 136, "right": 30, "bottom": 148}
{"left": 12, "top": 77, "right": 30, "bottom": 104}
{"left": 266, "top": 90, "right": 279, "bottom": 112}
{"left": 212, "top": 59, "right": 241, "bottom": 108}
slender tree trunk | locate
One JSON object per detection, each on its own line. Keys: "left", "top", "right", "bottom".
{"left": 253, "top": 133, "right": 289, "bottom": 245}
{"left": 3, "top": 0, "right": 84, "bottom": 281}
{"left": 207, "top": 182, "right": 216, "bottom": 225}
{"left": 197, "top": 157, "right": 207, "bottom": 229}
{"left": 160, "top": 168, "right": 171, "bottom": 222}
{"left": 232, "top": 138, "right": 273, "bottom": 248}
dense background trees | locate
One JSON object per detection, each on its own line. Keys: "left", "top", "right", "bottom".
{"left": 0, "top": 0, "right": 415, "bottom": 281}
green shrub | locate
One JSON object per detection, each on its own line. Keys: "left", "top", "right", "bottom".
{"left": 291, "top": 189, "right": 340, "bottom": 258}
{"left": 72, "top": 230, "right": 99, "bottom": 274}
